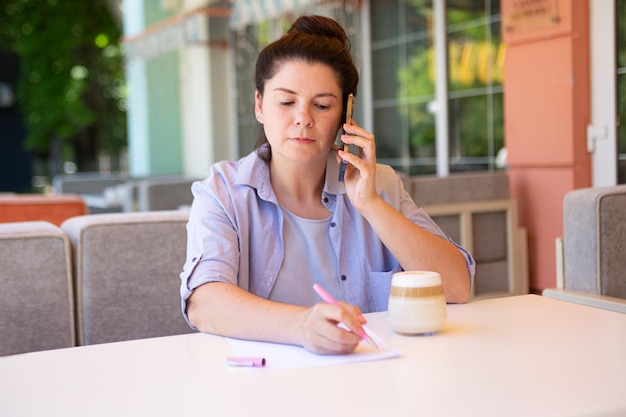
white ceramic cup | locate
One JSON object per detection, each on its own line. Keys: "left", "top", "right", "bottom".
{"left": 388, "top": 271, "right": 447, "bottom": 336}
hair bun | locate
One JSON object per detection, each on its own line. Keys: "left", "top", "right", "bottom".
{"left": 288, "top": 15, "right": 348, "bottom": 44}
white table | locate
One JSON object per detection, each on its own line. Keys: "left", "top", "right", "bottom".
{"left": 1, "top": 295, "right": 625, "bottom": 417}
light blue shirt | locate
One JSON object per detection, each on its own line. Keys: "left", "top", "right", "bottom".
{"left": 179, "top": 148, "right": 475, "bottom": 328}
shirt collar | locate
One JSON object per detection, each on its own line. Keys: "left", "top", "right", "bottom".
{"left": 235, "top": 148, "right": 273, "bottom": 201}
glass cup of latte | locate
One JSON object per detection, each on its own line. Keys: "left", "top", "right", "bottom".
{"left": 388, "top": 271, "right": 447, "bottom": 336}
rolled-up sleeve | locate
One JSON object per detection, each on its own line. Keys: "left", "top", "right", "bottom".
{"left": 448, "top": 237, "right": 476, "bottom": 283}
{"left": 179, "top": 178, "right": 241, "bottom": 328}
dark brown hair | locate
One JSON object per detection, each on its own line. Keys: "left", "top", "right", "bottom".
{"left": 254, "top": 15, "right": 359, "bottom": 161}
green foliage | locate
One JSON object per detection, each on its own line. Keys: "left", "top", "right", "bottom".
{"left": 0, "top": 0, "right": 126, "bottom": 172}
{"left": 397, "top": 45, "right": 435, "bottom": 152}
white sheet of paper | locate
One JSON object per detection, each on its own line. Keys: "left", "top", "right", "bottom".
{"left": 227, "top": 326, "right": 402, "bottom": 369}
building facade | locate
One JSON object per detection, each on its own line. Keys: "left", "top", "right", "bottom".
{"left": 122, "top": 0, "right": 625, "bottom": 292}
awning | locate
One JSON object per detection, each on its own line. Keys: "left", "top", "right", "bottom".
{"left": 230, "top": 0, "right": 319, "bottom": 29}
{"left": 122, "top": 1, "right": 326, "bottom": 59}
{"left": 122, "top": 6, "right": 230, "bottom": 61}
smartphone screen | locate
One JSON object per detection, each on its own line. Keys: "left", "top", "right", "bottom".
{"left": 338, "top": 93, "right": 354, "bottom": 182}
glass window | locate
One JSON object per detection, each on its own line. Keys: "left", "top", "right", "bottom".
{"left": 371, "top": 0, "right": 435, "bottom": 175}
{"left": 232, "top": 1, "right": 505, "bottom": 177}
{"left": 370, "top": 0, "right": 504, "bottom": 175}
{"left": 447, "top": 1, "right": 504, "bottom": 172}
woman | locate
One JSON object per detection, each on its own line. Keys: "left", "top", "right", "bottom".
{"left": 180, "top": 15, "right": 474, "bottom": 355}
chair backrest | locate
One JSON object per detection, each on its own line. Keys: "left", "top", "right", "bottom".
{"left": 407, "top": 171, "right": 528, "bottom": 298}
{"left": 0, "top": 221, "right": 75, "bottom": 355}
{"left": 52, "top": 172, "right": 128, "bottom": 195}
{"left": 563, "top": 185, "right": 626, "bottom": 299}
{"left": 61, "top": 210, "right": 194, "bottom": 345}
{"left": 134, "top": 177, "right": 197, "bottom": 211}
{"left": 408, "top": 171, "right": 509, "bottom": 206}
{"left": 0, "top": 194, "right": 88, "bottom": 226}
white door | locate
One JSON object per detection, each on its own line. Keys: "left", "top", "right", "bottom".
{"left": 588, "top": 0, "right": 619, "bottom": 186}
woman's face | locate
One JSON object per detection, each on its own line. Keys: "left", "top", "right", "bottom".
{"left": 255, "top": 60, "right": 343, "bottom": 166}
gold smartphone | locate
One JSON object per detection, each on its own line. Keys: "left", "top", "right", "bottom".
{"left": 338, "top": 93, "right": 354, "bottom": 182}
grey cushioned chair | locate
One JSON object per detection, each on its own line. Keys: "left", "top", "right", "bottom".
{"left": 544, "top": 185, "right": 626, "bottom": 313}
{"left": 405, "top": 171, "right": 528, "bottom": 299}
{"left": 134, "top": 177, "right": 197, "bottom": 212}
{"left": 561, "top": 185, "right": 626, "bottom": 298}
{"left": 52, "top": 172, "right": 129, "bottom": 214}
{"left": 61, "top": 210, "right": 195, "bottom": 345}
{"left": 0, "top": 221, "right": 75, "bottom": 355}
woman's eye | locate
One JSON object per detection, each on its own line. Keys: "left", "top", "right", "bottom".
{"left": 279, "top": 101, "right": 294, "bottom": 106}
{"left": 316, "top": 104, "right": 330, "bottom": 110}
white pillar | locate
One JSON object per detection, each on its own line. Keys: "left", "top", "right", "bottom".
{"left": 180, "top": 0, "right": 232, "bottom": 178}
{"left": 433, "top": 0, "right": 449, "bottom": 177}
{"left": 122, "top": 0, "right": 150, "bottom": 176}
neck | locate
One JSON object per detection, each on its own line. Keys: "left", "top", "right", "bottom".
{"left": 270, "top": 158, "right": 328, "bottom": 219}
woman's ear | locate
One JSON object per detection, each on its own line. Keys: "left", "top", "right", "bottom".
{"left": 254, "top": 91, "right": 263, "bottom": 124}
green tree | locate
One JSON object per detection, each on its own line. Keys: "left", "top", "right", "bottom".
{"left": 0, "top": 0, "right": 126, "bottom": 176}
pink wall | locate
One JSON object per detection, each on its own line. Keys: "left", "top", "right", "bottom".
{"left": 502, "top": 0, "right": 591, "bottom": 292}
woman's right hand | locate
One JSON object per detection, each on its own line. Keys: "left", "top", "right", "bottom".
{"left": 188, "top": 282, "right": 368, "bottom": 355}
{"left": 294, "top": 301, "right": 366, "bottom": 354}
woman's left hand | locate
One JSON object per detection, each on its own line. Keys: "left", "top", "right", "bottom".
{"left": 336, "top": 121, "right": 380, "bottom": 212}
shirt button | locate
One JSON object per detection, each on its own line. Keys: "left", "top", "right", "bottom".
{"left": 191, "top": 257, "right": 197, "bottom": 262}
{"left": 330, "top": 222, "right": 336, "bottom": 227}
{"left": 323, "top": 197, "right": 329, "bottom": 203}
{"left": 340, "top": 275, "right": 347, "bottom": 281}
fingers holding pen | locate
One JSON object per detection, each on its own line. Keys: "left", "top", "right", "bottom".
{"left": 299, "top": 302, "right": 365, "bottom": 355}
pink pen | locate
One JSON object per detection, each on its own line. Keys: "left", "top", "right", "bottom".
{"left": 226, "top": 357, "right": 266, "bottom": 367}
{"left": 312, "top": 283, "right": 379, "bottom": 350}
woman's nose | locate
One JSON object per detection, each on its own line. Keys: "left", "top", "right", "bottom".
{"left": 294, "top": 107, "right": 313, "bottom": 127}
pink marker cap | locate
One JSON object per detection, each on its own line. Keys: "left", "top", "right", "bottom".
{"left": 226, "top": 357, "right": 266, "bottom": 367}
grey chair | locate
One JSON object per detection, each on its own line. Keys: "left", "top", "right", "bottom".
{"left": 545, "top": 185, "right": 626, "bottom": 313}
{"left": 61, "top": 210, "right": 195, "bottom": 345}
{"left": 561, "top": 185, "right": 626, "bottom": 298}
{"left": 134, "top": 177, "right": 197, "bottom": 212}
{"left": 52, "top": 172, "right": 129, "bottom": 196}
{"left": 407, "top": 171, "right": 528, "bottom": 299}
{"left": 0, "top": 221, "right": 75, "bottom": 355}
{"left": 52, "top": 172, "right": 129, "bottom": 214}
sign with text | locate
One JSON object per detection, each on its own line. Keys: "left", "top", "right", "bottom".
{"left": 502, "top": 0, "right": 561, "bottom": 35}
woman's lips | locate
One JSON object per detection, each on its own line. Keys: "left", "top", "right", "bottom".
{"left": 290, "top": 137, "right": 314, "bottom": 144}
